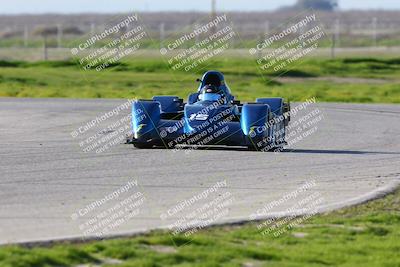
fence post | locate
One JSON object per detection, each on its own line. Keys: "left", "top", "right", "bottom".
{"left": 43, "top": 35, "right": 48, "bottom": 61}
{"left": 258, "top": 34, "right": 263, "bottom": 59}
{"left": 24, "top": 25, "right": 29, "bottom": 48}
{"left": 230, "top": 21, "right": 235, "bottom": 48}
{"left": 90, "top": 23, "right": 96, "bottom": 35}
{"left": 372, "top": 17, "right": 377, "bottom": 47}
{"left": 265, "top": 20, "right": 270, "bottom": 35}
{"left": 160, "top": 23, "right": 165, "bottom": 48}
{"left": 335, "top": 18, "right": 340, "bottom": 47}
{"left": 57, "top": 24, "right": 63, "bottom": 48}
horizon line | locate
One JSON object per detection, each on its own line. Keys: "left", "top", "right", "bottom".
{"left": 1, "top": 8, "right": 400, "bottom": 16}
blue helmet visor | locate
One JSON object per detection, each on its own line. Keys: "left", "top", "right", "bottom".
{"left": 200, "top": 93, "right": 222, "bottom": 102}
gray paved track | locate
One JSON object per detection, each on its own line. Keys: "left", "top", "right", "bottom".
{"left": 0, "top": 98, "right": 399, "bottom": 244}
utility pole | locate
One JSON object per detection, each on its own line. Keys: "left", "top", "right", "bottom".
{"left": 211, "top": 0, "right": 216, "bottom": 19}
{"left": 211, "top": 0, "right": 217, "bottom": 35}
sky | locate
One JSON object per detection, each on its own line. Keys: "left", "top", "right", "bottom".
{"left": 0, "top": 0, "right": 399, "bottom": 14}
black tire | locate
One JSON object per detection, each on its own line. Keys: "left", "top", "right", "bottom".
{"left": 248, "top": 143, "right": 278, "bottom": 152}
{"left": 133, "top": 143, "right": 153, "bottom": 149}
{"left": 247, "top": 144, "right": 258, "bottom": 151}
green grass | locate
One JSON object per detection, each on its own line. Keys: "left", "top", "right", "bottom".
{"left": 0, "top": 57, "right": 400, "bottom": 103}
{"left": 1, "top": 188, "right": 399, "bottom": 267}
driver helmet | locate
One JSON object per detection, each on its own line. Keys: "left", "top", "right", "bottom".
{"left": 199, "top": 84, "right": 224, "bottom": 101}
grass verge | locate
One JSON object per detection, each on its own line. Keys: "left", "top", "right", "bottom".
{"left": 0, "top": 57, "right": 400, "bottom": 103}
{"left": 1, "top": 188, "right": 399, "bottom": 267}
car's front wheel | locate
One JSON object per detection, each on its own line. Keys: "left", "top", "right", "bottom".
{"left": 133, "top": 143, "right": 153, "bottom": 149}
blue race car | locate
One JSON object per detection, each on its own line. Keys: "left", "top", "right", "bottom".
{"left": 129, "top": 71, "right": 290, "bottom": 151}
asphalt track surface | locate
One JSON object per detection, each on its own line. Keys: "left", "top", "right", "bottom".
{"left": 0, "top": 98, "right": 399, "bottom": 245}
